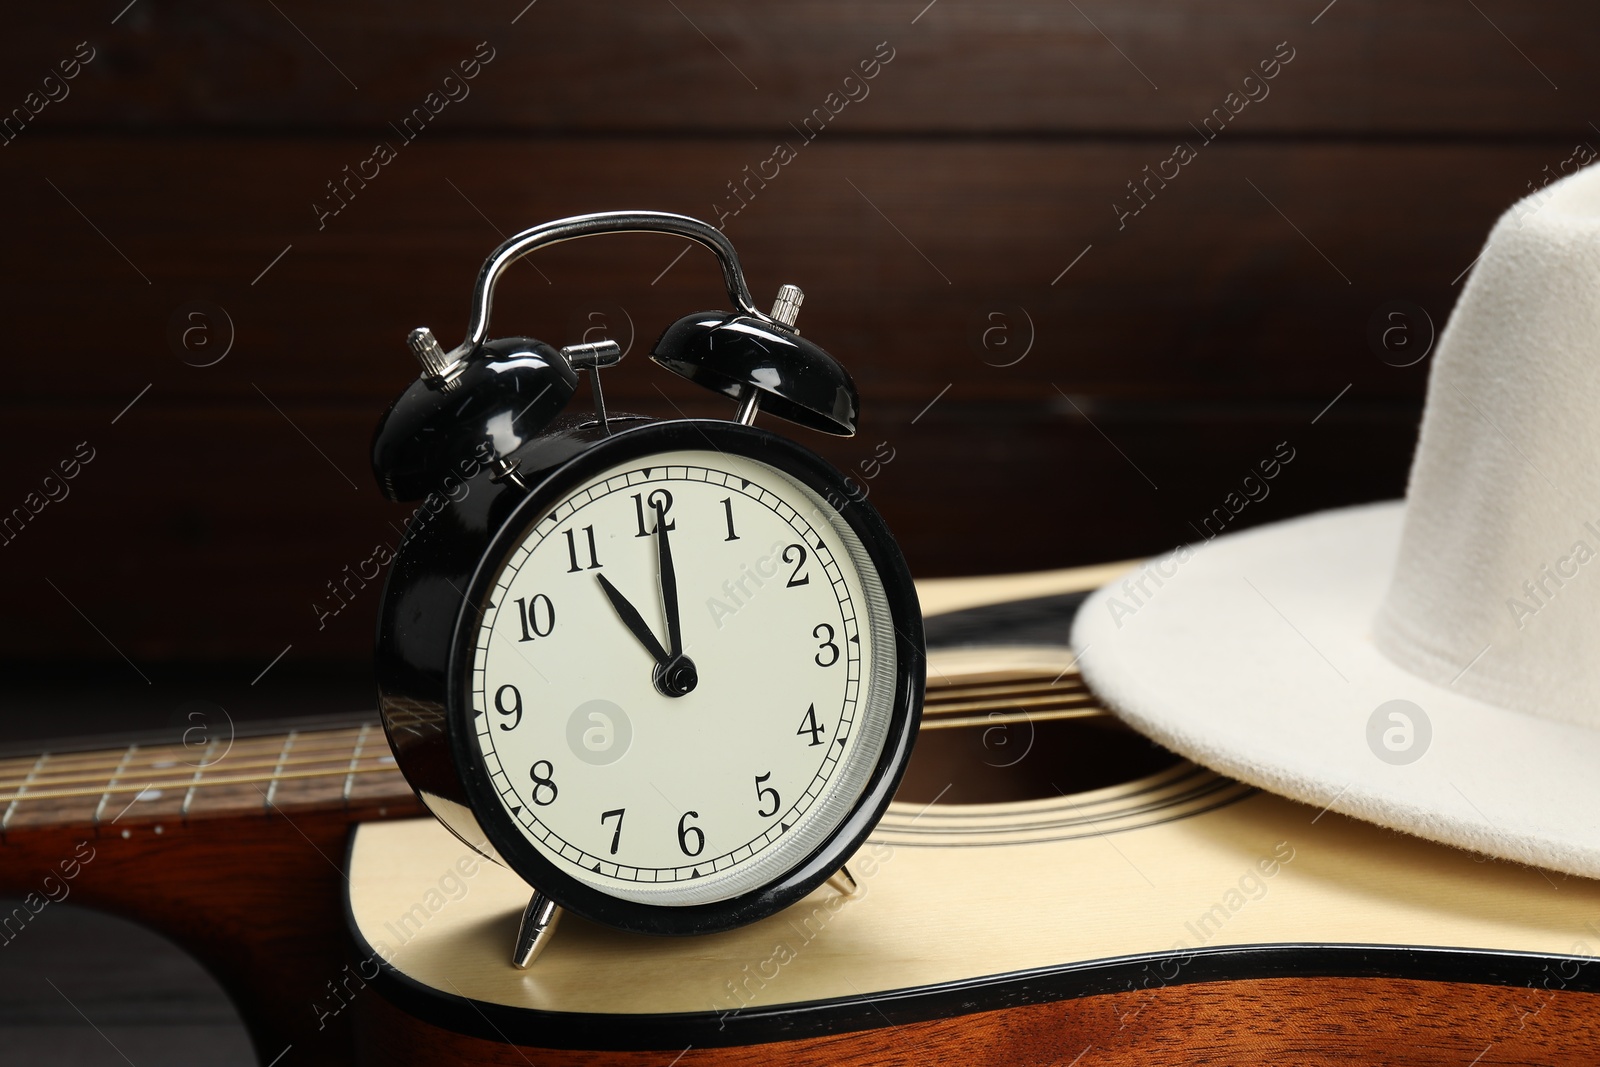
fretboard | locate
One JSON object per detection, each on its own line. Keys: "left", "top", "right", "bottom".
{"left": 0, "top": 722, "right": 416, "bottom": 834}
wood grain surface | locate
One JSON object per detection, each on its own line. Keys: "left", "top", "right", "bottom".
{"left": 7, "top": 0, "right": 1597, "bottom": 134}
{"left": 2, "top": 0, "right": 1594, "bottom": 673}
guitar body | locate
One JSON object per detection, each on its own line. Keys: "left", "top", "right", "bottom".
{"left": 4, "top": 563, "right": 1597, "bottom": 1065}
{"left": 339, "top": 658, "right": 1600, "bottom": 1065}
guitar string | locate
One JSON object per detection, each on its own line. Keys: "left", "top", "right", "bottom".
{"left": 0, "top": 694, "right": 1094, "bottom": 793}
{"left": 0, "top": 673, "right": 1082, "bottom": 784}
{"left": 0, "top": 673, "right": 1090, "bottom": 804}
{"left": 0, "top": 699, "right": 1092, "bottom": 800}
{"left": 3, "top": 675, "right": 1075, "bottom": 777}
{"left": 0, "top": 763, "right": 409, "bottom": 805}
{"left": 0, "top": 701, "right": 1091, "bottom": 794}
{"left": 0, "top": 737, "right": 383, "bottom": 780}
{"left": 0, "top": 701, "right": 1096, "bottom": 800}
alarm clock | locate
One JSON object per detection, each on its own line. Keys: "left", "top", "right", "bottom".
{"left": 371, "top": 211, "right": 925, "bottom": 967}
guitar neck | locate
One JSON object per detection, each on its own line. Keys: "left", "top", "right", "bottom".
{"left": 0, "top": 720, "right": 417, "bottom": 836}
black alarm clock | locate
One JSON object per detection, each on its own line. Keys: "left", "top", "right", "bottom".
{"left": 371, "top": 211, "right": 925, "bottom": 967}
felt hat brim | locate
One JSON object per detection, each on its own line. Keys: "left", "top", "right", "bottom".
{"left": 1072, "top": 500, "right": 1600, "bottom": 879}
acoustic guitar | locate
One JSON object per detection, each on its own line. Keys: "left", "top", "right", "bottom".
{"left": 3, "top": 562, "right": 1595, "bottom": 1066}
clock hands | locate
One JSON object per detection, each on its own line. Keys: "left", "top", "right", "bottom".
{"left": 594, "top": 506, "right": 698, "bottom": 698}
{"left": 648, "top": 499, "right": 699, "bottom": 696}
{"left": 596, "top": 573, "right": 671, "bottom": 666}
{"left": 653, "top": 500, "right": 684, "bottom": 658}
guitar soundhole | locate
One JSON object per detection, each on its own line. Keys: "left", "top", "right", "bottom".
{"left": 895, "top": 669, "right": 1181, "bottom": 805}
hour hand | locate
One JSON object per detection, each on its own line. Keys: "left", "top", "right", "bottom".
{"left": 596, "top": 573, "right": 671, "bottom": 667}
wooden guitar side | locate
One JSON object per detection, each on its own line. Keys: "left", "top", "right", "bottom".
{"left": 354, "top": 973, "right": 1597, "bottom": 1066}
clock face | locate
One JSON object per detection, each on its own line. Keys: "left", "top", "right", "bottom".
{"left": 466, "top": 448, "right": 897, "bottom": 907}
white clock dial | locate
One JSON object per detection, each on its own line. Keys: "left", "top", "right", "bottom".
{"left": 469, "top": 449, "right": 896, "bottom": 905}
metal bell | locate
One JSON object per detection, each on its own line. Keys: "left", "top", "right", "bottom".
{"left": 651, "top": 284, "right": 859, "bottom": 436}
{"left": 370, "top": 333, "right": 577, "bottom": 503}
{"left": 373, "top": 211, "right": 862, "bottom": 504}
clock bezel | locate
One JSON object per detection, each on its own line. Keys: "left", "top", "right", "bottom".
{"left": 444, "top": 418, "right": 924, "bottom": 936}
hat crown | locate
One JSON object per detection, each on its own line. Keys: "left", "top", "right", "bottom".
{"left": 1375, "top": 165, "right": 1600, "bottom": 724}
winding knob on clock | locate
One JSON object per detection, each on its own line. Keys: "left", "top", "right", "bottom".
{"left": 407, "top": 326, "right": 465, "bottom": 383}
{"left": 769, "top": 284, "right": 804, "bottom": 330}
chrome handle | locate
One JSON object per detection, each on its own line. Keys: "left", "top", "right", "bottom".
{"left": 451, "top": 210, "right": 766, "bottom": 359}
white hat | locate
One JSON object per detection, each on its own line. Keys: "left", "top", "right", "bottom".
{"left": 1072, "top": 163, "right": 1600, "bottom": 878}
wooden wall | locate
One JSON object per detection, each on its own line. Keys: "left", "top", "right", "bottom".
{"left": 2, "top": 0, "right": 1597, "bottom": 676}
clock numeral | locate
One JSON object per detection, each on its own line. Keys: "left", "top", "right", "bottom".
{"left": 494, "top": 684, "right": 522, "bottom": 731}
{"left": 720, "top": 497, "right": 740, "bottom": 541}
{"left": 754, "top": 772, "right": 781, "bottom": 818}
{"left": 631, "top": 489, "right": 675, "bottom": 537}
{"left": 676, "top": 810, "right": 705, "bottom": 857}
{"left": 600, "top": 807, "right": 626, "bottom": 855}
{"left": 563, "top": 525, "right": 602, "bottom": 573}
{"left": 783, "top": 543, "right": 810, "bottom": 588}
{"left": 813, "top": 623, "right": 840, "bottom": 668}
{"left": 529, "top": 760, "right": 559, "bottom": 806}
{"left": 797, "top": 703, "right": 826, "bottom": 747}
{"left": 513, "top": 594, "right": 556, "bottom": 642}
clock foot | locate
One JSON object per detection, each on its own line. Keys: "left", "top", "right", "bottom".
{"left": 511, "top": 890, "right": 563, "bottom": 969}
{"left": 826, "top": 864, "right": 859, "bottom": 897}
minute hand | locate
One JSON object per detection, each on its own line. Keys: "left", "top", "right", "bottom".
{"left": 596, "top": 573, "right": 671, "bottom": 667}
{"left": 654, "top": 502, "right": 684, "bottom": 657}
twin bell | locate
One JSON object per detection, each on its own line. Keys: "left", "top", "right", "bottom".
{"left": 370, "top": 210, "right": 860, "bottom": 504}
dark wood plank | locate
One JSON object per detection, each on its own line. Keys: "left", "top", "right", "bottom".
{"left": 2, "top": 7, "right": 1582, "bottom": 671}
{"left": 3, "top": 0, "right": 1595, "bottom": 134}
{"left": 0, "top": 136, "right": 1565, "bottom": 408}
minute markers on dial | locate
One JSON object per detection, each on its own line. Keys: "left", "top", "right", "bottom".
{"left": 473, "top": 455, "right": 880, "bottom": 897}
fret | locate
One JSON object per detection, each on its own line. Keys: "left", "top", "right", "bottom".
{"left": 180, "top": 740, "right": 220, "bottom": 817}
{"left": 271, "top": 767, "right": 356, "bottom": 809}
{"left": 261, "top": 732, "right": 298, "bottom": 810}
{"left": 346, "top": 752, "right": 410, "bottom": 804}
{"left": 121, "top": 748, "right": 197, "bottom": 821}
{"left": 181, "top": 735, "right": 306, "bottom": 817}
{"left": 1, "top": 753, "right": 47, "bottom": 832}
{"left": 182, "top": 771, "right": 278, "bottom": 818}
{"left": 272, "top": 728, "right": 355, "bottom": 808}
{"left": 105, "top": 742, "right": 206, "bottom": 824}
{"left": 4, "top": 788, "right": 103, "bottom": 829}
{"left": 92, "top": 744, "right": 138, "bottom": 825}
{"left": 343, "top": 723, "right": 372, "bottom": 805}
